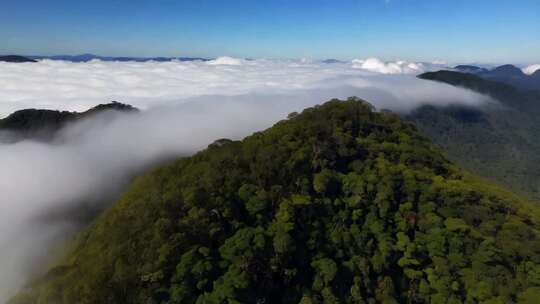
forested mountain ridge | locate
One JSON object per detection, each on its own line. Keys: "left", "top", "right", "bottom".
{"left": 411, "top": 71, "right": 540, "bottom": 201}
{"left": 11, "top": 98, "right": 540, "bottom": 303}
{"left": 453, "top": 64, "right": 540, "bottom": 92}
{"left": 418, "top": 70, "right": 540, "bottom": 111}
{"left": 0, "top": 101, "right": 137, "bottom": 143}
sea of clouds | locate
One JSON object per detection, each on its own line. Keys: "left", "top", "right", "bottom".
{"left": 0, "top": 56, "right": 483, "bottom": 116}
{"left": 0, "top": 57, "right": 494, "bottom": 301}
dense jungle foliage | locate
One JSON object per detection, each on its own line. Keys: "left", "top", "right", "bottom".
{"left": 411, "top": 71, "right": 540, "bottom": 201}
{"left": 11, "top": 98, "right": 540, "bottom": 304}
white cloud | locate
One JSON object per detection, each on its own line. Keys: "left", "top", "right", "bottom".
{"left": 206, "top": 56, "right": 244, "bottom": 65}
{"left": 350, "top": 57, "right": 450, "bottom": 75}
{"left": 523, "top": 64, "right": 540, "bottom": 75}
{"left": 351, "top": 57, "right": 426, "bottom": 74}
{"left": 0, "top": 57, "right": 492, "bottom": 302}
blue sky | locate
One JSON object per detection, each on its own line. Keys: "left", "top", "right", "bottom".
{"left": 0, "top": 0, "right": 539, "bottom": 63}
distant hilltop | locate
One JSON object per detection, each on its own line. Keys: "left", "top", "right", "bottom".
{"left": 0, "top": 55, "right": 36, "bottom": 63}
{"left": 0, "top": 101, "right": 138, "bottom": 143}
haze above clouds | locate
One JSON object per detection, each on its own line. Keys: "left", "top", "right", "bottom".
{"left": 0, "top": 57, "right": 494, "bottom": 302}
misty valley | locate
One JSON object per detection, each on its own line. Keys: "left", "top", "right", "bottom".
{"left": 0, "top": 55, "right": 540, "bottom": 304}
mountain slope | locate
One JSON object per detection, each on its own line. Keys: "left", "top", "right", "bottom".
{"left": 11, "top": 98, "right": 540, "bottom": 304}
{"left": 412, "top": 71, "right": 540, "bottom": 200}
{"left": 0, "top": 101, "right": 137, "bottom": 143}
{"left": 481, "top": 65, "right": 540, "bottom": 92}
{"left": 418, "top": 70, "right": 539, "bottom": 109}
{"left": 453, "top": 64, "right": 540, "bottom": 92}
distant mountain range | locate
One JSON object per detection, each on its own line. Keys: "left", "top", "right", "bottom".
{"left": 28, "top": 53, "right": 210, "bottom": 62}
{"left": 0, "top": 55, "right": 36, "bottom": 63}
{"left": 2, "top": 54, "right": 344, "bottom": 64}
{"left": 454, "top": 64, "right": 540, "bottom": 91}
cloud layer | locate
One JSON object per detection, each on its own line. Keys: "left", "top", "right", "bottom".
{"left": 352, "top": 57, "right": 424, "bottom": 74}
{"left": 0, "top": 57, "right": 458, "bottom": 116}
{"left": 0, "top": 57, "right": 491, "bottom": 302}
{"left": 523, "top": 64, "right": 540, "bottom": 75}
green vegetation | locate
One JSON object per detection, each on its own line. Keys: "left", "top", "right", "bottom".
{"left": 11, "top": 98, "right": 540, "bottom": 303}
{"left": 412, "top": 71, "right": 540, "bottom": 201}
{"left": 0, "top": 101, "right": 137, "bottom": 142}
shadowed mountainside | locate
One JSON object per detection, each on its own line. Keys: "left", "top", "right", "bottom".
{"left": 454, "top": 64, "right": 540, "bottom": 92}
{"left": 411, "top": 71, "right": 540, "bottom": 200}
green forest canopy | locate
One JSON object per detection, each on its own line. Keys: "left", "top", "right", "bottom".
{"left": 411, "top": 71, "right": 540, "bottom": 201}
{"left": 11, "top": 98, "right": 540, "bottom": 304}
